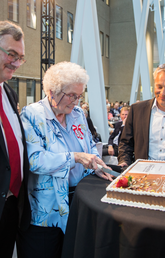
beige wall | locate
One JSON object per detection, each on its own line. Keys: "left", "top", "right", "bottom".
{"left": 0, "top": 0, "right": 154, "bottom": 108}
{"left": 96, "top": 0, "right": 110, "bottom": 87}
{"left": 0, "top": 0, "right": 77, "bottom": 110}
{"left": 109, "top": 0, "right": 154, "bottom": 103}
{"left": 109, "top": 0, "right": 136, "bottom": 103}
{"left": 19, "top": 79, "right": 26, "bottom": 109}
{"left": 55, "top": 0, "right": 77, "bottom": 63}
{"left": 0, "top": 0, "right": 41, "bottom": 110}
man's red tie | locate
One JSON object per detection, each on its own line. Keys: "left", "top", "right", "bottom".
{"left": 0, "top": 87, "right": 21, "bottom": 197}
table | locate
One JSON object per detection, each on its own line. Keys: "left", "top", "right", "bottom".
{"left": 61, "top": 175, "right": 165, "bottom": 258}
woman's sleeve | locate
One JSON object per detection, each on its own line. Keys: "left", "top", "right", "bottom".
{"left": 21, "top": 106, "right": 73, "bottom": 178}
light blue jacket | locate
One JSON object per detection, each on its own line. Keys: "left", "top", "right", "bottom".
{"left": 21, "top": 97, "right": 99, "bottom": 233}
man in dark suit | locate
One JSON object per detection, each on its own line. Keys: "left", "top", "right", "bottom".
{"left": 108, "top": 107, "right": 129, "bottom": 156}
{"left": 0, "top": 21, "right": 30, "bottom": 258}
{"left": 118, "top": 64, "right": 165, "bottom": 167}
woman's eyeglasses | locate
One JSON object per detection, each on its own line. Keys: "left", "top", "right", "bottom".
{"left": 61, "top": 91, "right": 84, "bottom": 102}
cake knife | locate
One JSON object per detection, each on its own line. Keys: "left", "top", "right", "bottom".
{"left": 97, "top": 164, "right": 120, "bottom": 178}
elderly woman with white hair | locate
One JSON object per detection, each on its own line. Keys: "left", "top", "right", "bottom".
{"left": 17, "top": 61, "right": 113, "bottom": 258}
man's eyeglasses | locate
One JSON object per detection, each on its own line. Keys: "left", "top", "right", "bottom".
{"left": 0, "top": 46, "right": 26, "bottom": 65}
{"left": 61, "top": 91, "right": 84, "bottom": 102}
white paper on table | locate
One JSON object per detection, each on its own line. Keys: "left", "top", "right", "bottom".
{"left": 129, "top": 161, "right": 165, "bottom": 175}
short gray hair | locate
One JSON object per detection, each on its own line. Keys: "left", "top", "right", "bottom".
{"left": 43, "top": 61, "right": 89, "bottom": 95}
{"left": 0, "top": 21, "right": 24, "bottom": 41}
{"left": 153, "top": 64, "right": 165, "bottom": 80}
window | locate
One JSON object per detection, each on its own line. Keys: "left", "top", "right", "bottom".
{"left": 8, "top": 78, "right": 19, "bottom": 98}
{"left": 105, "top": 35, "right": 109, "bottom": 58}
{"left": 100, "top": 31, "right": 104, "bottom": 56}
{"left": 67, "top": 12, "right": 73, "bottom": 44}
{"left": 8, "top": 0, "right": 19, "bottom": 22}
{"left": 26, "top": 80, "right": 36, "bottom": 105}
{"left": 106, "top": 0, "right": 109, "bottom": 5}
{"left": 27, "top": 0, "right": 36, "bottom": 29}
{"left": 56, "top": 5, "right": 63, "bottom": 39}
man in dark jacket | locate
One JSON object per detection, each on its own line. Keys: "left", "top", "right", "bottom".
{"left": 118, "top": 64, "right": 165, "bottom": 167}
{"left": 0, "top": 21, "right": 30, "bottom": 257}
{"left": 108, "top": 107, "right": 129, "bottom": 156}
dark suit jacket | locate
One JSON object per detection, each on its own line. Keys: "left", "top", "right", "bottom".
{"left": 118, "top": 98, "right": 154, "bottom": 166}
{"left": 108, "top": 121, "right": 123, "bottom": 146}
{"left": 0, "top": 82, "right": 31, "bottom": 230}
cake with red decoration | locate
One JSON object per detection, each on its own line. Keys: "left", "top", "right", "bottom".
{"left": 101, "top": 159, "right": 165, "bottom": 211}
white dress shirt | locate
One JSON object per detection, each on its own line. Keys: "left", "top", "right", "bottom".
{"left": 113, "top": 124, "right": 124, "bottom": 146}
{"left": 148, "top": 98, "right": 165, "bottom": 160}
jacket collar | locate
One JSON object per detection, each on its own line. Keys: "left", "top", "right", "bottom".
{"left": 142, "top": 98, "right": 155, "bottom": 158}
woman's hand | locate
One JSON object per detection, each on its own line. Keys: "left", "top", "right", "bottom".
{"left": 74, "top": 152, "right": 101, "bottom": 169}
{"left": 74, "top": 152, "right": 113, "bottom": 181}
{"left": 95, "top": 165, "right": 113, "bottom": 181}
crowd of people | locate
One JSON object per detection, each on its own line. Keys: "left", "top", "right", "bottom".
{"left": 81, "top": 98, "right": 130, "bottom": 159}
{"left": 1, "top": 20, "right": 165, "bottom": 258}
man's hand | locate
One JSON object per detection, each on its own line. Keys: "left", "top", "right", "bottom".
{"left": 118, "top": 162, "right": 128, "bottom": 167}
{"left": 108, "top": 145, "right": 114, "bottom": 156}
{"left": 108, "top": 121, "right": 114, "bottom": 128}
{"left": 123, "top": 117, "right": 127, "bottom": 125}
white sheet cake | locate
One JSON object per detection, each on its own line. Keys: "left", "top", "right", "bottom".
{"left": 101, "top": 159, "right": 165, "bottom": 211}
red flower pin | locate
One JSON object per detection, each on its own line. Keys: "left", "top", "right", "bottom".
{"left": 72, "top": 124, "right": 84, "bottom": 139}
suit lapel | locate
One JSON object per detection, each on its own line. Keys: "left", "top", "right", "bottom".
{"left": 142, "top": 98, "right": 155, "bottom": 157}
{"left": 4, "top": 82, "right": 28, "bottom": 151}
{"left": 118, "top": 126, "right": 123, "bottom": 144}
{"left": 0, "top": 83, "right": 12, "bottom": 161}
{"left": 0, "top": 126, "right": 9, "bottom": 161}
{"left": 4, "top": 82, "right": 17, "bottom": 112}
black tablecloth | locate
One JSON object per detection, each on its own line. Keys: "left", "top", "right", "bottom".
{"left": 61, "top": 175, "right": 165, "bottom": 258}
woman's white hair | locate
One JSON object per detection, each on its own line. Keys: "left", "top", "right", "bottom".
{"left": 43, "top": 61, "right": 89, "bottom": 95}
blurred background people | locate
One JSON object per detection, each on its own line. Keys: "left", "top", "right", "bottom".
{"left": 83, "top": 109, "right": 102, "bottom": 143}
{"left": 108, "top": 106, "right": 129, "bottom": 156}
{"left": 119, "top": 101, "right": 123, "bottom": 111}
{"left": 102, "top": 106, "right": 129, "bottom": 157}
{"left": 110, "top": 101, "right": 120, "bottom": 117}
{"left": 106, "top": 98, "right": 110, "bottom": 106}
{"left": 17, "top": 102, "right": 20, "bottom": 114}
{"left": 107, "top": 105, "right": 113, "bottom": 120}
